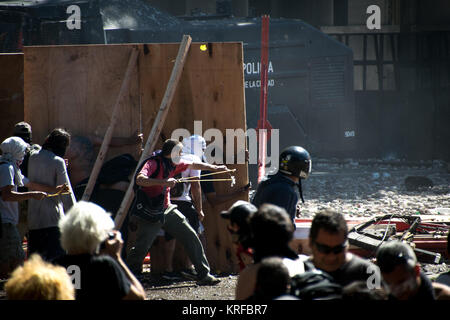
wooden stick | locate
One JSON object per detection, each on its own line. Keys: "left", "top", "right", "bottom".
{"left": 114, "top": 35, "right": 193, "bottom": 230}
{"left": 81, "top": 47, "right": 139, "bottom": 202}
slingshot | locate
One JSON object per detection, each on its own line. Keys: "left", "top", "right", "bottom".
{"left": 176, "top": 169, "right": 237, "bottom": 187}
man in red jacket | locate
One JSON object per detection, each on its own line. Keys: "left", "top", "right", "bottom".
{"left": 127, "top": 139, "right": 232, "bottom": 285}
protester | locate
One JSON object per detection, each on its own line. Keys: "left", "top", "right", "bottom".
{"left": 126, "top": 139, "right": 233, "bottom": 285}
{"left": 235, "top": 204, "right": 308, "bottom": 300}
{"left": 5, "top": 254, "right": 75, "bottom": 300}
{"left": 11, "top": 122, "right": 41, "bottom": 240}
{"left": 252, "top": 146, "right": 311, "bottom": 223}
{"left": 54, "top": 201, "right": 146, "bottom": 300}
{"left": 0, "top": 136, "right": 60, "bottom": 278}
{"left": 220, "top": 200, "right": 257, "bottom": 271}
{"left": 11, "top": 122, "right": 41, "bottom": 178}
{"left": 160, "top": 135, "right": 205, "bottom": 281}
{"left": 198, "top": 137, "right": 250, "bottom": 219}
{"left": 27, "top": 128, "right": 75, "bottom": 261}
{"left": 308, "top": 209, "right": 378, "bottom": 286}
{"left": 199, "top": 138, "right": 251, "bottom": 270}
{"left": 376, "top": 240, "right": 435, "bottom": 300}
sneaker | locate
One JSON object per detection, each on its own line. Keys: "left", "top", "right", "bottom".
{"left": 180, "top": 268, "right": 198, "bottom": 280}
{"left": 196, "top": 274, "right": 221, "bottom": 286}
{"left": 162, "top": 271, "right": 182, "bottom": 281}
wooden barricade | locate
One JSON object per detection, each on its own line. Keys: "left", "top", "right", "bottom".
{"left": 23, "top": 42, "right": 248, "bottom": 274}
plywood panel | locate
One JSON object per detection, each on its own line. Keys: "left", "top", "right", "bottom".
{"left": 0, "top": 53, "right": 24, "bottom": 143}
{"left": 24, "top": 44, "right": 140, "bottom": 158}
{"left": 24, "top": 42, "right": 248, "bottom": 273}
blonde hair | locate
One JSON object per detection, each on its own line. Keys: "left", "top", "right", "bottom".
{"left": 5, "top": 254, "right": 74, "bottom": 300}
{"left": 59, "top": 201, "right": 114, "bottom": 254}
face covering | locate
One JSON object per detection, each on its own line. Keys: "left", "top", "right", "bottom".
{"left": 0, "top": 137, "right": 28, "bottom": 187}
{"left": 182, "top": 135, "right": 206, "bottom": 159}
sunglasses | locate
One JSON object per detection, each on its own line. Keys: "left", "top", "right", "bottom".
{"left": 313, "top": 241, "right": 348, "bottom": 254}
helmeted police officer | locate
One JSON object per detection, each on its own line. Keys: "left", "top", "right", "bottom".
{"left": 251, "top": 146, "right": 311, "bottom": 223}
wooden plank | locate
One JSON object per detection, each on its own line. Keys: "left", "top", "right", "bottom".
{"left": 114, "top": 35, "right": 192, "bottom": 230}
{"left": 0, "top": 54, "right": 24, "bottom": 143}
{"left": 82, "top": 47, "right": 139, "bottom": 201}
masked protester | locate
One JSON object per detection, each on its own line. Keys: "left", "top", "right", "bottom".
{"left": 0, "top": 137, "right": 51, "bottom": 278}
{"left": 126, "top": 139, "right": 233, "bottom": 285}
{"left": 220, "top": 200, "right": 257, "bottom": 271}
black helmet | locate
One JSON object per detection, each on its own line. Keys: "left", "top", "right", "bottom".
{"left": 279, "top": 146, "right": 311, "bottom": 179}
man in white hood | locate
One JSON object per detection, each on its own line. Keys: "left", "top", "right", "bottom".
{"left": 161, "top": 135, "right": 205, "bottom": 280}
{"left": 0, "top": 137, "right": 67, "bottom": 278}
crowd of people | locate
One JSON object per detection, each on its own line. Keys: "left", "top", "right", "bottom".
{"left": 1, "top": 121, "right": 449, "bottom": 301}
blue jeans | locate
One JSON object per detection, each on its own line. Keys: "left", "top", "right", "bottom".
{"left": 126, "top": 205, "right": 210, "bottom": 278}
{"left": 0, "top": 223, "right": 25, "bottom": 278}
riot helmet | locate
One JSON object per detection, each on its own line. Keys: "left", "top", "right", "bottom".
{"left": 278, "top": 146, "right": 311, "bottom": 179}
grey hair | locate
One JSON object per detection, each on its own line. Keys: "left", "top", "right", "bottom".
{"left": 59, "top": 201, "right": 114, "bottom": 254}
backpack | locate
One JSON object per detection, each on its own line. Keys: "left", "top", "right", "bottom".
{"left": 130, "top": 150, "right": 167, "bottom": 223}
{"left": 289, "top": 261, "right": 343, "bottom": 300}
{"left": 132, "top": 150, "right": 164, "bottom": 191}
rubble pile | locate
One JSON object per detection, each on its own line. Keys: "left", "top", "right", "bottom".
{"left": 300, "top": 159, "right": 450, "bottom": 220}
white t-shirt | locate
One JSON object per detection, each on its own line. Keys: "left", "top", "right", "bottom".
{"left": 282, "top": 254, "right": 309, "bottom": 277}
{"left": 0, "top": 163, "right": 28, "bottom": 225}
{"left": 172, "top": 153, "right": 201, "bottom": 202}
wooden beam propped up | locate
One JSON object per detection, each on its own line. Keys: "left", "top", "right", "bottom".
{"left": 81, "top": 47, "right": 140, "bottom": 202}
{"left": 114, "top": 35, "right": 192, "bottom": 230}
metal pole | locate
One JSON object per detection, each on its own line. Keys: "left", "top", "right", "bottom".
{"left": 257, "top": 15, "right": 270, "bottom": 183}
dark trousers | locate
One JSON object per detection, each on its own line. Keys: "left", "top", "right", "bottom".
{"left": 28, "top": 226, "right": 65, "bottom": 261}
{"left": 126, "top": 205, "right": 210, "bottom": 278}
{"left": 165, "top": 200, "right": 200, "bottom": 240}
